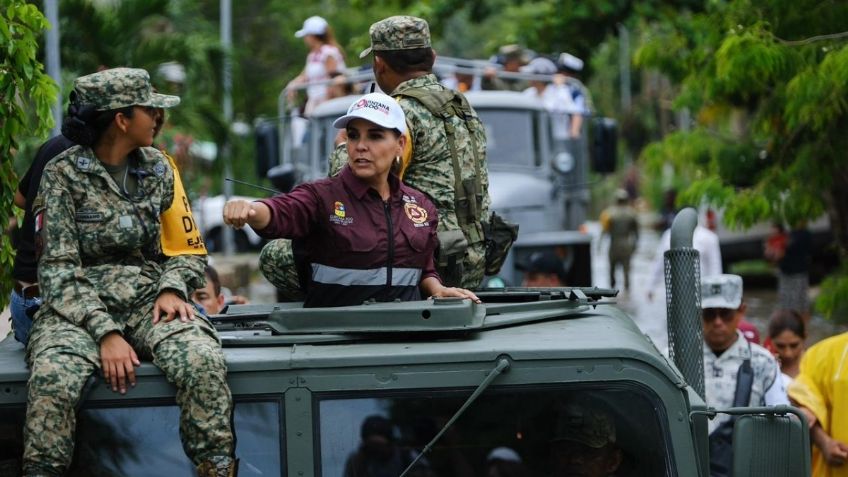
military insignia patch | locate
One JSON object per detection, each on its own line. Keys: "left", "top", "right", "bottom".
{"left": 404, "top": 203, "right": 428, "bottom": 224}
{"left": 34, "top": 210, "right": 45, "bottom": 234}
{"left": 75, "top": 208, "right": 104, "bottom": 223}
{"left": 76, "top": 156, "right": 92, "bottom": 170}
{"left": 153, "top": 162, "right": 167, "bottom": 177}
{"left": 33, "top": 207, "right": 46, "bottom": 259}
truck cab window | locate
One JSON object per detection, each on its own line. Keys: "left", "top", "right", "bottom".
{"left": 317, "top": 385, "right": 673, "bottom": 477}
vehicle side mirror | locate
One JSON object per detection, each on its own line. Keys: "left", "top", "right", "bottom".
{"left": 255, "top": 120, "right": 279, "bottom": 179}
{"left": 591, "top": 117, "right": 617, "bottom": 174}
{"left": 732, "top": 412, "right": 810, "bottom": 477}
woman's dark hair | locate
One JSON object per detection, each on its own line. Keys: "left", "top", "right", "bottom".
{"left": 62, "top": 92, "right": 134, "bottom": 146}
{"left": 375, "top": 47, "right": 435, "bottom": 75}
{"left": 768, "top": 309, "right": 806, "bottom": 339}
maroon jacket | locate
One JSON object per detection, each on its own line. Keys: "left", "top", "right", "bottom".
{"left": 256, "top": 166, "right": 440, "bottom": 307}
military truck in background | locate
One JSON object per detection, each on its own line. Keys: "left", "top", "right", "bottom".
{"left": 0, "top": 209, "right": 810, "bottom": 475}
{"left": 253, "top": 59, "right": 619, "bottom": 287}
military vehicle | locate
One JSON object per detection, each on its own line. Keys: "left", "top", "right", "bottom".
{"left": 0, "top": 209, "right": 810, "bottom": 476}
{"left": 253, "top": 59, "right": 618, "bottom": 287}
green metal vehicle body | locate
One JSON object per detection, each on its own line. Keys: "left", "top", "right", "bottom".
{"left": 1, "top": 287, "right": 800, "bottom": 477}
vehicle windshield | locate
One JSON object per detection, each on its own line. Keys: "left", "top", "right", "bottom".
{"left": 476, "top": 109, "right": 541, "bottom": 168}
{"left": 317, "top": 384, "right": 672, "bottom": 477}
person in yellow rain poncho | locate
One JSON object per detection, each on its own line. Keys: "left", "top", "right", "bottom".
{"left": 788, "top": 332, "right": 848, "bottom": 477}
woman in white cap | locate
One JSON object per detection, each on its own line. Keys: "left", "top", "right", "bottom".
{"left": 25, "top": 67, "right": 236, "bottom": 476}
{"left": 224, "top": 93, "right": 479, "bottom": 307}
{"left": 288, "top": 15, "right": 347, "bottom": 115}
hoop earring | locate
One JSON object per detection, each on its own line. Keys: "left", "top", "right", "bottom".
{"left": 394, "top": 156, "right": 401, "bottom": 167}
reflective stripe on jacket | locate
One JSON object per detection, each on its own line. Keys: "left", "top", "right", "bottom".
{"left": 257, "top": 165, "right": 439, "bottom": 307}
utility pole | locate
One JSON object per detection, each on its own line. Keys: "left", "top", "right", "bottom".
{"left": 618, "top": 24, "right": 631, "bottom": 112}
{"left": 221, "top": 0, "right": 235, "bottom": 256}
{"left": 44, "top": 0, "right": 61, "bottom": 137}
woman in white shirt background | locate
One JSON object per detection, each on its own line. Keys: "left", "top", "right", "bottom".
{"left": 288, "top": 16, "right": 347, "bottom": 116}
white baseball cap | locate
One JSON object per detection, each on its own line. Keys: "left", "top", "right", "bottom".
{"left": 295, "top": 16, "right": 328, "bottom": 38}
{"left": 520, "top": 57, "right": 558, "bottom": 75}
{"left": 701, "top": 274, "right": 743, "bottom": 309}
{"left": 558, "top": 52, "right": 584, "bottom": 72}
{"left": 333, "top": 93, "right": 407, "bottom": 135}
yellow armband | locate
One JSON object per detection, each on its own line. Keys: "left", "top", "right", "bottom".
{"left": 160, "top": 152, "right": 207, "bottom": 256}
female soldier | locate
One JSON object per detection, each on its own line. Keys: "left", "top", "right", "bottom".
{"left": 224, "top": 92, "right": 479, "bottom": 307}
{"left": 25, "top": 68, "right": 235, "bottom": 476}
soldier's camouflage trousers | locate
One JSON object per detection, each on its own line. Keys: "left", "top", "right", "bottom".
{"left": 22, "top": 308, "right": 234, "bottom": 475}
{"left": 260, "top": 236, "right": 486, "bottom": 296}
{"left": 259, "top": 239, "right": 306, "bottom": 302}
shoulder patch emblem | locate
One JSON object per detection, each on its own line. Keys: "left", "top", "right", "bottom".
{"left": 404, "top": 203, "right": 428, "bottom": 224}
{"left": 153, "top": 162, "right": 167, "bottom": 177}
{"left": 76, "top": 156, "right": 92, "bottom": 171}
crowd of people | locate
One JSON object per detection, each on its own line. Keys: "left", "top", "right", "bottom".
{"left": 5, "top": 11, "right": 846, "bottom": 477}
{"left": 282, "top": 16, "right": 590, "bottom": 143}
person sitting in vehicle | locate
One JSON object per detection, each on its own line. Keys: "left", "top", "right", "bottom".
{"left": 223, "top": 92, "right": 480, "bottom": 308}
{"left": 485, "top": 446, "right": 528, "bottom": 477}
{"left": 343, "top": 414, "right": 427, "bottom": 477}
{"left": 550, "top": 401, "right": 623, "bottom": 477}
{"left": 517, "top": 250, "right": 570, "bottom": 287}
{"left": 191, "top": 265, "right": 249, "bottom": 315}
{"left": 25, "top": 68, "right": 235, "bottom": 476}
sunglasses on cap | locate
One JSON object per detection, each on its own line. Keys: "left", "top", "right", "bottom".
{"left": 702, "top": 308, "right": 735, "bottom": 322}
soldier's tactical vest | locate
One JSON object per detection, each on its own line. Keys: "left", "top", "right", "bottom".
{"left": 395, "top": 88, "right": 517, "bottom": 282}
{"left": 394, "top": 88, "right": 486, "bottom": 237}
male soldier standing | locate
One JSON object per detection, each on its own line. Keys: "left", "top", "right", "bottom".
{"left": 351, "top": 16, "right": 491, "bottom": 288}
{"left": 700, "top": 274, "right": 787, "bottom": 477}
{"left": 263, "top": 15, "right": 493, "bottom": 292}
{"left": 600, "top": 189, "right": 639, "bottom": 291}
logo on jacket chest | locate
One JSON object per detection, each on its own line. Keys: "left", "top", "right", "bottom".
{"left": 329, "top": 201, "right": 354, "bottom": 226}
{"left": 404, "top": 202, "right": 429, "bottom": 227}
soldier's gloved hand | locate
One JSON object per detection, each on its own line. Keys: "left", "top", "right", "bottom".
{"left": 100, "top": 331, "right": 140, "bottom": 395}
{"left": 153, "top": 291, "right": 196, "bottom": 324}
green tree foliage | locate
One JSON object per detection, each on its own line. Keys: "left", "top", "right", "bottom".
{"left": 0, "top": 2, "right": 58, "bottom": 309}
{"left": 636, "top": 0, "right": 848, "bottom": 320}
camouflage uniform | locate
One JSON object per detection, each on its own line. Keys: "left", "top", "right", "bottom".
{"left": 23, "top": 68, "right": 234, "bottom": 476}
{"left": 700, "top": 275, "right": 786, "bottom": 435}
{"left": 341, "top": 16, "right": 491, "bottom": 289}
{"left": 259, "top": 239, "right": 306, "bottom": 301}
{"left": 703, "top": 330, "right": 783, "bottom": 433}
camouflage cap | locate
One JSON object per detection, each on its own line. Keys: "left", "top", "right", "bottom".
{"left": 359, "top": 16, "right": 431, "bottom": 59}
{"left": 701, "top": 274, "right": 743, "bottom": 310}
{"left": 72, "top": 67, "right": 180, "bottom": 111}
{"left": 553, "top": 402, "right": 616, "bottom": 448}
